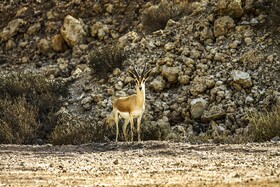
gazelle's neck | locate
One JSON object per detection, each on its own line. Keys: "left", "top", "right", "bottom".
{"left": 136, "top": 84, "right": 145, "bottom": 104}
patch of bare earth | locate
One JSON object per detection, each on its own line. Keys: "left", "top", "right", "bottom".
{"left": 0, "top": 141, "right": 279, "bottom": 186}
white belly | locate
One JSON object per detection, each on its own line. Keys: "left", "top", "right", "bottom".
{"left": 118, "top": 109, "right": 143, "bottom": 119}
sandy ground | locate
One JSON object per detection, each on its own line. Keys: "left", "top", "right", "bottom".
{"left": 0, "top": 141, "right": 280, "bottom": 187}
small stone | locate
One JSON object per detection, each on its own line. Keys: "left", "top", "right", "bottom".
{"left": 113, "top": 159, "right": 119, "bottom": 165}
{"left": 202, "top": 105, "right": 226, "bottom": 122}
{"left": 244, "top": 37, "right": 252, "bottom": 45}
{"left": 5, "top": 39, "right": 16, "bottom": 50}
{"left": 38, "top": 38, "right": 51, "bottom": 55}
{"left": 81, "top": 96, "right": 93, "bottom": 105}
{"left": 27, "top": 23, "right": 41, "bottom": 35}
{"left": 178, "top": 75, "right": 190, "bottom": 85}
{"left": 92, "top": 94, "right": 104, "bottom": 103}
{"left": 113, "top": 68, "right": 121, "bottom": 76}
{"left": 51, "top": 34, "right": 66, "bottom": 52}
{"left": 164, "top": 42, "right": 175, "bottom": 51}
{"left": 106, "top": 4, "right": 114, "bottom": 13}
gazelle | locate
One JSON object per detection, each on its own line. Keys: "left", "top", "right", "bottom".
{"left": 112, "top": 62, "right": 151, "bottom": 142}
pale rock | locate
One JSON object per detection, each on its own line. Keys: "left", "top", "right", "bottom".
{"left": 231, "top": 70, "right": 252, "bottom": 88}
{"left": 190, "top": 98, "right": 207, "bottom": 119}
{"left": 60, "top": 15, "right": 86, "bottom": 47}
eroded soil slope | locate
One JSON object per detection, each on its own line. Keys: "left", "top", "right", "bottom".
{"left": 0, "top": 141, "right": 279, "bottom": 186}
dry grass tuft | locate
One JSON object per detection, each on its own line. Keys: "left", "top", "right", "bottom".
{"left": 141, "top": 1, "right": 190, "bottom": 34}
{"left": 88, "top": 45, "right": 126, "bottom": 78}
{"left": 0, "top": 72, "right": 68, "bottom": 144}
{"left": 247, "top": 104, "right": 280, "bottom": 142}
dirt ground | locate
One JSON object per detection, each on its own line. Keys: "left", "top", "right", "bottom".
{"left": 0, "top": 141, "right": 279, "bottom": 187}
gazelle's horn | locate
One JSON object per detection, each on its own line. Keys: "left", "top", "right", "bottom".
{"left": 141, "top": 62, "right": 147, "bottom": 78}
{"left": 133, "top": 64, "right": 140, "bottom": 79}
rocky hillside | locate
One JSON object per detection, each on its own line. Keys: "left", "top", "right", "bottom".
{"left": 0, "top": 0, "right": 280, "bottom": 143}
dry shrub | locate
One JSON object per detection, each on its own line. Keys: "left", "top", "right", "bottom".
{"left": 247, "top": 104, "right": 280, "bottom": 142}
{"left": 50, "top": 112, "right": 114, "bottom": 145}
{"left": 0, "top": 72, "right": 68, "bottom": 144}
{"left": 49, "top": 113, "right": 95, "bottom": 145}
{"left": 0, "top": 97, "right": 38, "bottom": 144}
{"left": 88, "top": 45, "right": 126, "bottom": 78}
{"left": 240, "top": 50, "right": 265, "bottom": 70}
{"left": 141, "top": 1, "right": 190, "bottom": 34}
{"left": 255, "top": 0, "right": 280, "bottom": 25}
{"left": 141, "top": 121, "right": 171, "bottom": 141}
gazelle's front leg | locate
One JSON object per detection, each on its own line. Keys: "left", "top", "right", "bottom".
{"left": 137, "top": 114, "right": 142, "bottom": 142}
{"left": 129, "top": 113, "right": 134, "bottom": 142}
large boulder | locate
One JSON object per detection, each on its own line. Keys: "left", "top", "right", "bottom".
{"left": 161, "top": 65, "right": 179, "bottom": 83}
{"left": 214, "top": 16, "right": 235, "bottom": 37}
{"left": 60, "top": 15, "right": 87, "bottom": 47}
{"left": 216, "top": 0, "right": 243, "bottom": 18}
{"left": 0, "top": 19, "right": 26, "bottom": 41}
{"left": 150, "top": 76, "right": 165, "bottom": 92}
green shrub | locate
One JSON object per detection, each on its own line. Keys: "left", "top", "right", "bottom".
{"left": 141, "top": 1, "right": 189, "bottom": 34}
{"left": 88, "top": 45, "right": 126, "bottom": 78}
{"left": 247, "top": 104, "right": 280, "bottom": 142}
{"left": 0, "top": 72, "right": 68, "bottom": 144}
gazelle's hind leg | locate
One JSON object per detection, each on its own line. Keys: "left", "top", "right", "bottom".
{"left": 122, "top": 118, "right": 129, "bottom": 142}
{"left": 137, "top": 115, "right": 142, "bottom": 142}
{"left": 114, "top": 110, "right": 119, "bottom": 142}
